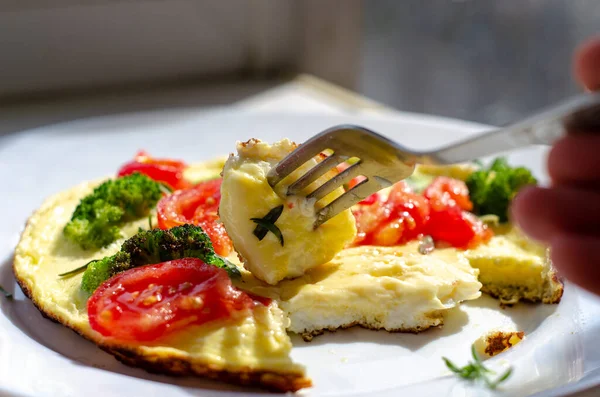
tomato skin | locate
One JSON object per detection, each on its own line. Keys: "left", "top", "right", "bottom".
{"left": 426, "top": 208, "right": 492, "bottom": 249}
{"left": 87, "top": 258, "right": 266, "bottom": 342}
{"left": 117, "top": 151, "right": 190, "bottom": 190}
{"left": 157, "top": 179, "right": 233, "bottom": 256}
{"left": 423, "top": 177, "right": 473, "bottom": 212}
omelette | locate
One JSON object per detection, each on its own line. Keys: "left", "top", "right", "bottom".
{"left": 12, "top": 139, "right": 562, "bottom": 393}
{"left": 14, "top": 179, "right": 310, "bottom": 392}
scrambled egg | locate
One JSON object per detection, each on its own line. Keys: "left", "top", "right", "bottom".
{"left": 220, "top": 139, "right": 356, "bottom": 285}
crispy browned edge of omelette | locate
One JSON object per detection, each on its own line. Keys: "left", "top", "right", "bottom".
{"left": 12, "top": 195, "right": 311, "bottom": 394}
{"left": 483, "top": 331, "right": 525, "bottom": 357}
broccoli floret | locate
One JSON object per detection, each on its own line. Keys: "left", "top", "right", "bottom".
{"left": 466, "top": 157, "right": 537, "bottom": 222}
{"left": 81, "top": 224, "right": 240, "bottom": 293}
{"left": 81, "top": 252, "right": 131, "bottom": 293}
{"left": 64, "top": 173, "right": 163, "bottom": 250}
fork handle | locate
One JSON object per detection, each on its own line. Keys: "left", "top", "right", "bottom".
{"left": 425, "top": 92, "right": 600, "bottom": 164}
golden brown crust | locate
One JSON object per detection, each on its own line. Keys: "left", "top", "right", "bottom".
{"left": 483, "top": 331, "right": 524, "bottom": 357}
{"left": 481, "top": 272, "right": 564, "bottom": 306}
{"left": 13, "top": 263, "right": 311, "bottom": 393}
{"left": 105, "top": 346, "right": 311, "bottom": 392}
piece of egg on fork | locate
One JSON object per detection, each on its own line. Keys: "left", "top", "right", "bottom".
{"left": 220, "top": 138, "right": 357, "bottom": 285}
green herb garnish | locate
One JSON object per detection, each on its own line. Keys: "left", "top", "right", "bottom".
{"left": 0, "top": 285, "right": 13, "bottom": 299}
{"left": 251, "top": 205, "right": 284, "bottom": 246}
{"left": 443, "top": 344, "right": 512, "bottom": 389}
{"left": 59, "top": 261, "right": 96, "bottom": 278}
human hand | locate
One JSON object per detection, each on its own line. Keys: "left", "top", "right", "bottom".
{"left": 512, "top": 38, "right": 600, "bottom": 296}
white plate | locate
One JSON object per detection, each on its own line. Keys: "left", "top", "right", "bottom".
{"left": 1, "top": 110, "right": 600, "bottom": 397}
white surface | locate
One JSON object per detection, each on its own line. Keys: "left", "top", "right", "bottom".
{"left": 1, "top": 110, "right": 600, "bottom": 397}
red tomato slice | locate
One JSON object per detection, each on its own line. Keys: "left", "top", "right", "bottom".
{"left": 88, "top": 258, "right": 267, "bottom": 342}
{"left": 157, "top": 179, "right": 233, "bottom": 256}
{"left": 117, "top": 150, "right": 190, "bottom": 190}
{"left": 423, "top": 176, "right": 473, "bottom": 211}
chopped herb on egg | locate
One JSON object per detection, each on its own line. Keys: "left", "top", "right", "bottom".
{"left": 251, "top": 205, "right": 285, "bottom": 246}
{"left": 59, "top": 261, "right": 96, "bottom": 277}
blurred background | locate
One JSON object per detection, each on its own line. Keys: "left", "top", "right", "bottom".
{"left": 1, "top": 0, "right": 599, "bottom": 127}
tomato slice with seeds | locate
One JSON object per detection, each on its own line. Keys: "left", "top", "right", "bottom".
{"left": 156, "top": 179, "right": 233, "bottom": 256}
{"left": 88, "top": 258, "right": 267, "bottom": 342}
{"left": 117, "top": 150, "right": 190, "bottom": 190}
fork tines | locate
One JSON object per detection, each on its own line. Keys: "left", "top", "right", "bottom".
{"left": 267, "top": 125, "right": 415, "bottom": 227}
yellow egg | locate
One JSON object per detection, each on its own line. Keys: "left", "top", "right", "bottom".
{"left": 220, "top": 138, "right": 357, "bottom": 285}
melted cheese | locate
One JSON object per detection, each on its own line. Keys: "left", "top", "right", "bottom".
{"left": 220, "top": 139, "right": 356, "bottom": 285}
{"left": 239, "top": 243, "right": 482, "bottom": 335}
{"left": 14, "top": 180, "right": 304, "bottom": 374}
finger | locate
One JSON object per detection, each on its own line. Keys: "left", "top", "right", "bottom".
{"left": 574, "top": 37, "right": 600, "bottom": 91}
{"left": 512, "top": 185, "right": 600, "bottom": 242}
{"left": 511, "top": 186, "right": 552, "bottom": 241}
{"left": 550, "top": 233, "right": 600, "bottom": 296}
{"left": 548, "top": 135, "right": 600, "bottom": 185}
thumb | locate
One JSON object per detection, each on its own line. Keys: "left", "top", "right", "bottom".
{"left": 574, "top": 37, "right": 600, "bottom": 91}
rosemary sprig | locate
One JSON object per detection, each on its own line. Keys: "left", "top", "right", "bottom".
{"left": 58, "top": 259, "right": 98, "bottom": 278}
{"left": 0, "top": 285, "right": 13, "bottom": 299}
{"left": 443, "top": 344, "right": 512, "bottom": 390}
{"left": 251, "top": 205, "right": 284, "bottom": 246}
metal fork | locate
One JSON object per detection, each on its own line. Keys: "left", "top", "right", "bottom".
{"left": 267, "top": 92, "right": 600, "bottom": 227}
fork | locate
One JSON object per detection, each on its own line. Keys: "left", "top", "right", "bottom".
{"left": 267, "top": 92, "right": 600, "bottom": 227}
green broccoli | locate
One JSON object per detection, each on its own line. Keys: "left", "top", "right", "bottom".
{"left": 466, "top": 157, "right": 537, "bottom": 222}
{"left": 80, "top": 224, "right": 240, "bottom": 293}
{"left": 64, "top": 173, "right": 164, "bottom": 250}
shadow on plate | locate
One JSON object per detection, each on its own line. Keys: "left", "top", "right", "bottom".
{"left": 462, "top": 293, "right": 558, "bottom": 334}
